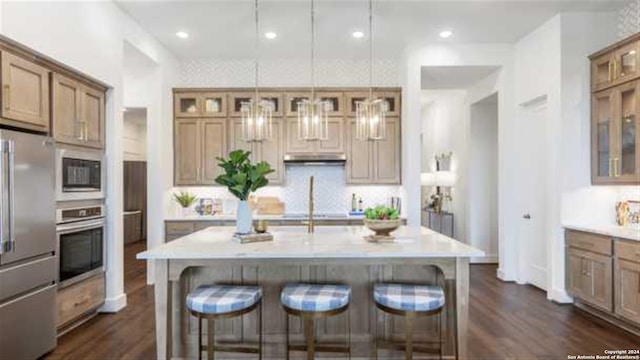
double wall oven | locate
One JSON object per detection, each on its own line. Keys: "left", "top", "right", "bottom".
{"left": 56, "top": 205, "right": 105, "bottom": 288}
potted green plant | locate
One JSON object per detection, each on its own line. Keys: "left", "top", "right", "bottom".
{"left": 173, "top": 191, "right": 197, "bottom": 217}
{"left": 363, "top": 205, "right": 402, "bottom": 238}
{"left": 215, "top": 150, "right": 274, "bottom": 234}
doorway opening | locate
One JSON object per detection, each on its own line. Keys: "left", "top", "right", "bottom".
{"left": 469, "top": 93, "right": 499, "bottom": 264}
{"left": 517, "top": 96, "right": 549, "bottom": 290}
{"left": 420, "top": 65, "right": 501, "bottom": 267}
{"left": 122, "top": 107, "right": 148, "bottom": 294}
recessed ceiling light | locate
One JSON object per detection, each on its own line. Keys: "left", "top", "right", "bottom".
{"left": 352, "top": 31, "right": 365, "bottom": 39}
{"left": 265, "top": 32, "right": 277, "bottom": 39}
{"left": 176, "top": 31, "right": 189, "bottom": 39}
{"left": 439, "top": 30, "right": 453, "bottom": 39}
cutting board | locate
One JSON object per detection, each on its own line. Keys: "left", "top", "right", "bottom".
{"left": 256, "top": 197, "right": 285, "bottom": 215}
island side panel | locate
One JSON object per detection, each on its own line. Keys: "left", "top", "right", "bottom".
{"left": 153, "top": 259, "right": 172, "bottom": 360}
{"left": 456, "top": 257, "right": 470, "bottom": 360}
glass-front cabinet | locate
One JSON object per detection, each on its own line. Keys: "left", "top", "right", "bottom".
{"left": 592, "top": 80, "right": 639, "bottom": 184}
{"left": 591, "top": 34, "right": 640, "bottom": 185}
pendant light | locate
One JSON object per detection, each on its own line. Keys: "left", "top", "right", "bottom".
{"left": 297, "top": 0, "right": 330, "bottom": 141}
{"left": 355, "top": 0, "right": 386, "bottom": 141}
{"left": 241, "top": 0, "right": 273, "bottom": 143}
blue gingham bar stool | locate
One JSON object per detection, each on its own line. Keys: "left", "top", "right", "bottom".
{"left": 373, "top": 283, "right": 445, "bottom": 360}
{"left": 186, "top": 285, "right": 263, "bottom": 360}
{"left": 281, "top": 284, "right": 352, "bottom": 360}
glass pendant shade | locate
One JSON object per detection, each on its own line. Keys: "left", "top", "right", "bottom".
{"left": 355, "top": 98, "right": 387, "bottom": 141}
{"left": 240, "top": 98, "right": 273, "bottom": 142}
{"left": 297, "top": 98, "right": 329, "bottom": 141}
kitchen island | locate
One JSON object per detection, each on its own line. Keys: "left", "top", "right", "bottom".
{"left": 138, "top": 226, "right": 484, "bottom": 359}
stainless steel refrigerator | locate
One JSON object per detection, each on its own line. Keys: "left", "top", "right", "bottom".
{"left": 0, "top": 129, "right": 57, "bottom": 359}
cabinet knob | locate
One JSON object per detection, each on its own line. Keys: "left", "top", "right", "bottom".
{"left": 523, "top": 214, "right": 531, "bottom": 220}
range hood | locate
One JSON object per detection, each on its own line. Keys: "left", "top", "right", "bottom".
{"left": 283, "top": 153, "right": 346, "bottom": 166}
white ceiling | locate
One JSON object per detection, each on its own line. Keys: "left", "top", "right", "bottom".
{"left": 115, "top": 0, "right": 627, "bottom": 61}
{"left": 421, "top": 66, "right": 501, "bottom": 89}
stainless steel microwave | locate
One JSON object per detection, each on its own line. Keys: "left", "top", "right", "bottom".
{"left": 56, "top": 148, "right": 105, "bottom": 201}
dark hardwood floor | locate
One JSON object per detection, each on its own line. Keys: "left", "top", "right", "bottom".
{"left": 45, "top": 245, "right": 639, "bottom": 359}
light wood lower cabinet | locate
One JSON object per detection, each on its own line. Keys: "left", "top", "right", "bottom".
{"left": 0, "top": 51, "right": 50, "bottom": 131}
{"left": 615, "top": 258, "right": 640, "bottom": 324}
{"left": 567, "top": 247, "right": 612, "bottom": 312}
{"left": 57, "top": 273, "right": 105, "bottom": 329}
{"left": 566, "top": 230, "right": 640, "bottom": 334}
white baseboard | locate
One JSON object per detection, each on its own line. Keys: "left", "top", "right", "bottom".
{"left": 99, "top": 293, "right": 127, "bottom": 313}
{"left": 496, "top": 267, "right": 516, "bottom": 282}
{"left": 548, "top": 287, "right": 573, "bottom": 304}
{"left": 470, "top": 255, "right": 498, "bottom": 264}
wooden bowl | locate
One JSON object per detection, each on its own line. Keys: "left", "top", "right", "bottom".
{"left": 364, "top": 219, "right": 402, "bottom": 238}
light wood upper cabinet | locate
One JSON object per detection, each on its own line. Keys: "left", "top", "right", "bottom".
{"left": 174, "top": 92, "right": 201, "bottom": 117}
{"left": 257, "top": 119, "right": 284, "bottom": 184}
{"left": 81, "top": 86, "right": 105, "bottom": 149}
{"left": 201, "top": 119, "right": 227, "bottom": 185}
{"left": 52, "top": 74, "right": 81, "bottom": 144}
{"left": 346, "top": 118, "right": 373, "bottom": 184}
{"left": 52, "top": 73, "right": 105, "bottom": 149}
{"left": 615, "top": 258, "right": 640, "bottom": 325}
{"left": 229, "top": 92, "right": 283, "bottom": 117}
{"left": 373, "top": 117, "right": 401, "bottom": 184}
{"left": 229, "top": 118, "right": 284, "bottom": 185}
{"left": 591, "top": 35, "right": 640, "bottom": 92}
{"left": 285, "top": 117, "right": 345, "bottom": 154}
{"left": 346, "top": 117, "right": 400, "bottom": 184}
{"left": 175, "top": 92, "right": 227, "bottom": 118}
{"left": 174, "top": 119, "right": 201, "bottom": 185}
{"left": 1, "top": 51, "right": 50, "bottom": 131}
{"left": 592, "top": 80, "right": 639, "bottom": 184}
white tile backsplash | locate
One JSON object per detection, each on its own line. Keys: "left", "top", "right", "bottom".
{"left": 167, "top": 165, "right": 404, "bottom": 216}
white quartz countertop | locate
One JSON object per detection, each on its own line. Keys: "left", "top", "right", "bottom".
{"left": 164, "top": 214, "right": 367, "bottom": 221}
{"left": 138, "top": 226, "right": 484, "bottom": 260}
{"left": 563, "top": 223, "right": 640, "bottom": 242}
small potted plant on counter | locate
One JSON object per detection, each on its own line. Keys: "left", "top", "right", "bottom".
{"left": 364, "top": 205, "right": 402, "bottom": 240}
{"left": 173, "top": 191, "right": 198, "bottom": 217}
{"left": 215, "top": 150, "right": 274, "bottom": 234}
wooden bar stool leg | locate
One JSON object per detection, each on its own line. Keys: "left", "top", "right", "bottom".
{"left": 439, "top": 311, "right": 444, "bottom": 360}
{"left": 258, "top": 301, "right": 263, "bottom": 360}
{"left": 207, "top": 318, "right": 215, "bottom": 360}
{"left": 304, "top": 316, "right": 315, "bottom": 360}
{"left": 347, "top": 309, "right": 352, "bottom": 360}
{"left": 198, "top": 316, "right": 203, "bottom": 360}
{"left": 405, "top": 313, "right": 414, "bottom": 360}
{"left": 285, "top": 313, "right": 290, "bottom": 360}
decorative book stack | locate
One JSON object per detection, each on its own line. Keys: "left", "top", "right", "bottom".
{"left": 233, "top": 232, "right": 274, "bottom": 244}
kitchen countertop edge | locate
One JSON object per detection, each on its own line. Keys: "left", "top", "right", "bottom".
{"left": 563, "top": 223, "right": 640, "bottom": 242}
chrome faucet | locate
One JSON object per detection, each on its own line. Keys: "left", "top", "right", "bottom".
{"left": 307, "top": 176, "right": 315, "bottom": 233}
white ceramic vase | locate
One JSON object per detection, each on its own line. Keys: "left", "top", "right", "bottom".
{"left": 236, "top": 200, "right": 253, "bottom": 234}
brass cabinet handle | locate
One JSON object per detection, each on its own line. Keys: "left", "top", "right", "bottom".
{"left": 76, "top": 119, "right": 84, "bottom": 141}
{"left": 614, "top": 157, "right": 620, "bottom": 177}
{"left": 614, "top": 59, "right": 618, "bottom": 79}
{"left": 609, "top": 158, "right": 613, "bottom": 177}
{"left": 609, "top": 61, "right": 614, "bottom": 82}
{"left": 84, "top": 122, "right": 89, "bottom": 141}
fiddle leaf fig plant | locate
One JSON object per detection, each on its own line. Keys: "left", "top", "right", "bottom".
{"left": 215, "top": 150, "right": 274, "bottom": 201}
{"left": 173, "top": 191, "right": 197, "bottom": 208}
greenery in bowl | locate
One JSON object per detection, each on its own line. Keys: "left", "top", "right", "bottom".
{"left": 215, "top": 150, "right": 274, "bottom": 201}
{"left": 173, "top": 191, "right": 197, "bottom": 208}
{"left": 364, "top": 205, "right": 400, "bottom": 220}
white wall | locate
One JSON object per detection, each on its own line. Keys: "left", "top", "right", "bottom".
{"left": 420, "top": 90, "right": 468, "bottom": 240}
{"left": 469, "top": 96, "right": 499, "bottom": 263}
{"left": 1, "top": 1, "right": 178, "bottom": 309}
{"left": 123, "top": 111, "right": 147, "bottom": 161}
